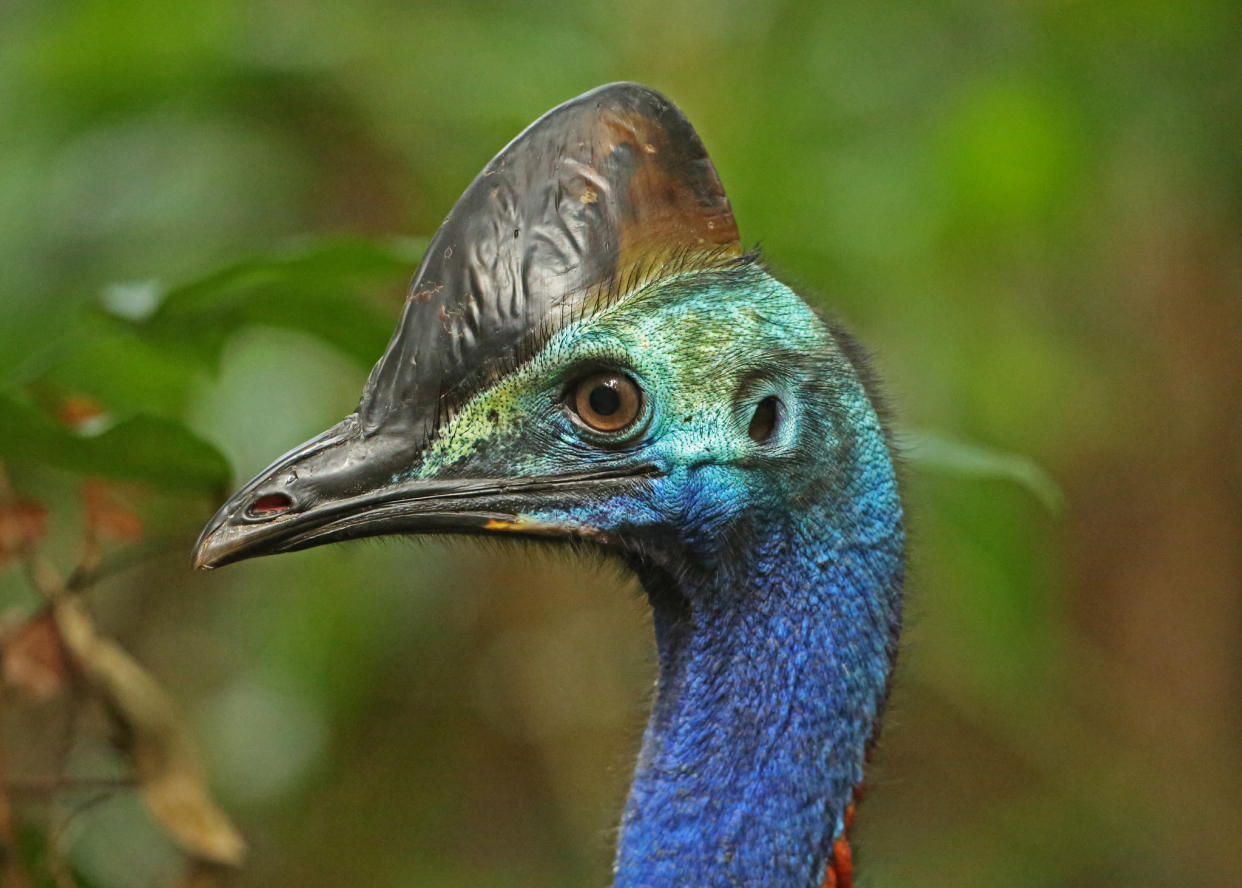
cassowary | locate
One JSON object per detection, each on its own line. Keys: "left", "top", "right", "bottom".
{"left": 194, "top": 83, "right": 904, "bottom": 888}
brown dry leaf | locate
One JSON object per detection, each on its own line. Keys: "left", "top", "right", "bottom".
{"left": 52, "top": 600, "right": 246, "bottom": 867}
{"left": 0, "top": 501, "right": 48, "bottom": 565}
{"left": 56, "top": 394, "right": 106, "bottom": 430}
{"left": 1, "top": 610, "right": 69, "bottom": 700}
{"left": 82, "top": 481, "right": 143, "bottom": 543}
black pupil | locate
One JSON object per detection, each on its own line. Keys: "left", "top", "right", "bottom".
{"left": 588, "top": 383, "right": 621, "bottom": 416}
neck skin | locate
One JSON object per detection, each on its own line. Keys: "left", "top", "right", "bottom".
{"left": 613, "top": 489, "right": 903, "bottom": 887}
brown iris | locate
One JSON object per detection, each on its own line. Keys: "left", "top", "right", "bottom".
{"left": 571, "top": 372, "right": 642, "bottom": 433}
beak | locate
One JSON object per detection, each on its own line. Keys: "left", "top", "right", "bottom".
{"left": 192, "top": 413, "right": 659, "bottom": 570}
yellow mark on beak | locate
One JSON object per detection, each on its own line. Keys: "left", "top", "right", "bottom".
{"left": 484, "top": 518, "right": 522, "bottom": 531}
{"left": 483, "top": 516, "right": 606, "bottom": 542}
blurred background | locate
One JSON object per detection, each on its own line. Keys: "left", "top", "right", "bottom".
{"left": 1, "top": 1, "right": 1239, "bottom": 886}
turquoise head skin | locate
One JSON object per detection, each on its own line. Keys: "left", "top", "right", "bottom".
{"left": 193, "top": 83, "right": 904, "bottom": 887}
{"left": 417, "top": 260, "right": 898, "bottom": 574}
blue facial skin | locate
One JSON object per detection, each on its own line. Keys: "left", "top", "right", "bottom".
{"left": 416, "top": 261, "right": 904, "bottom": 887}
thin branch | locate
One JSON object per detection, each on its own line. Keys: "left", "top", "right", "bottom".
{"left": 47, "top": 788, "right": 117, "bottom": 876}
{"left": 64, "top": 538, "right": 168, "bottom": 594}
{"left": 21, "top": 552, "right": 65, "bottom": 603}
{"left": 3, "top": 776, "right": 136, "bottom": 796}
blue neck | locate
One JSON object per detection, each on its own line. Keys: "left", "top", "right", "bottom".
{"left": 614, "top": 484, "right": 903, "bottom": 887}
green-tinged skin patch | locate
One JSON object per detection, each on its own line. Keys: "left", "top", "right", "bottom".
{"left": 417, "top": 263, "right": 835, "bottom": 479}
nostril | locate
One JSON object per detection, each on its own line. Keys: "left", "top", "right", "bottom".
{"left": 247, "top": 492, "right": 294, "bottom": 519}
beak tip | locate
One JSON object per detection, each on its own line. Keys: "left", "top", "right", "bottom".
{"left": 192, "top": 515, "right": 229, "bottom": 571}
{"left": 191, "top": 539, "right": 218, "bottom": 571}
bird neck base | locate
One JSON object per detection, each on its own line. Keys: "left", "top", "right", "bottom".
{"left": 614, "top": 504, "right": 902, "bottom": 887}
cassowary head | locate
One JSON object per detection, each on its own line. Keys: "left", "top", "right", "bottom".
{"left": 193, "top": 85, "right": 891, "bottom": 597}
{"left": 194, "top": 83, "right": 903, "bottom": 887}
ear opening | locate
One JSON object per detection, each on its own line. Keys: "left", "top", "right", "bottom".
{"left": 748, "top": 396, "right": 781, "bottom": 444}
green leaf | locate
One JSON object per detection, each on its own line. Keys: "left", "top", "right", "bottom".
{"left": 112, "top": 236, "right": 426, "bottom": 369}
{"left": 35, "top": 326, "right": 204, "bottom": 420}
{"left": 0, "top": 393, "right": 229, "bottom": 491}
{"left": 903, "top": 427, "right": 1064, "bottom": 512}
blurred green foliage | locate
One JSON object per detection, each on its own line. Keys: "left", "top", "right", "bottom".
{"left": 1, "top": 1, "right": 1239, "bottom": 886}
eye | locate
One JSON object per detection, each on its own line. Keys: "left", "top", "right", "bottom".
{"left": 748, "top": 396, "right": 781, "bottom": 444}
{"left": 570, "top": 372, "right": 643, "bottom": 434}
